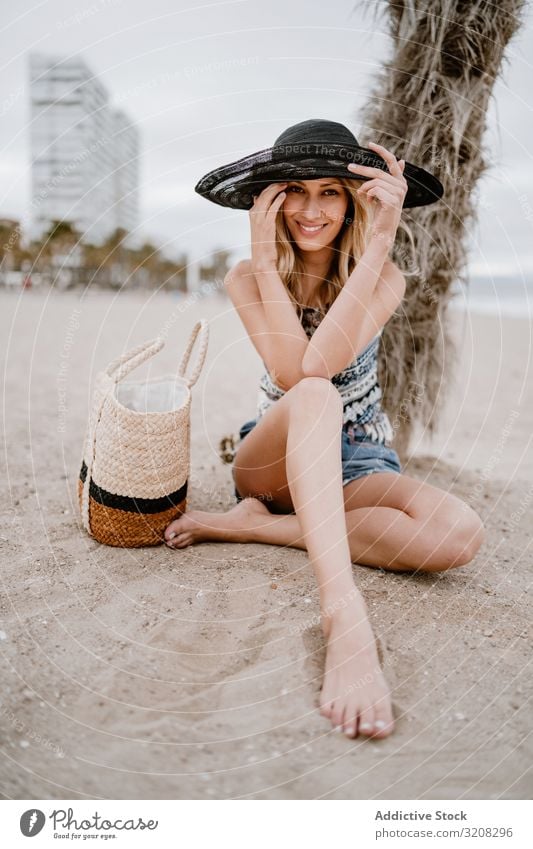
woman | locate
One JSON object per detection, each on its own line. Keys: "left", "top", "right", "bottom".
{"left": 164, "top": 119, "right": 485, "bottom": 740}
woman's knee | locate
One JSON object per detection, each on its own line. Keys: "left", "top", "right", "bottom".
{"left": 453, "top": 505, "right": 485, "bottom": 565}
{"left": 426, "top": 504, "right": 485, "bottom": 570}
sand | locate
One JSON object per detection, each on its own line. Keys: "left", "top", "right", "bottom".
{"left": 0, "top": 286, "right": 532, "bottom": 800}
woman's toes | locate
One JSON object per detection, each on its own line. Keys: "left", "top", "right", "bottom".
{"left": 164, "top": 521, "right": 181, "bottom": 542}
{"left": 341, "top": 700, "right": 359, "bottom": 738}
{"left": 371, "top": 704, "right": 394, "bottom": 738}
{"left": 168, "top": 533, "right": 189, "bottom": 549}
{"left": 330, "top": 704, "right": 345, "bottom": 731}
{"left": 165, "top": 530, "right": 181, "bottom": 546}
{"left": 372, "top": 717, "right": 394, "bottom": 738}
{"left": 357, "top": 703, "right": 375, "bottom": 738}
{"left": 319, "top": 704, "right": 331, "bottom": 719}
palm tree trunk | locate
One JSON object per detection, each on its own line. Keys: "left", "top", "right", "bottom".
{"left": 355, "top": 0, "right": 527, "bottom": 457}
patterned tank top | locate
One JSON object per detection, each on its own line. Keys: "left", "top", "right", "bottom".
{"left": 256, "top": 306, "right": 394, "bottom": 445}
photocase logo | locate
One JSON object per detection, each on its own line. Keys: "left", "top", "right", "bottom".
{"left": 20, "top": 809, "right": 45, "bottom": 837}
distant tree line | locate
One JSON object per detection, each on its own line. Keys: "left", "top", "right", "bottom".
{"left": 0, "top": 218, "right": 231, "bottom": 293}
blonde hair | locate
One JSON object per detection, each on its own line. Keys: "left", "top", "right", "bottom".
{"left": 274, "top": 176, "right": 417, "bottom": 316}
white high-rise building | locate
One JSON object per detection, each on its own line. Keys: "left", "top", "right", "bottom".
{"left": 29, "top": 52, "right": 139, "bottom": 244}
{"left": 112, "top": 109, "right": 139, "bottom": 236}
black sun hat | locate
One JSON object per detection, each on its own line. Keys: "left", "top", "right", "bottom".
{"left": 194, "top": 118, "right": 444, "bottom": 211}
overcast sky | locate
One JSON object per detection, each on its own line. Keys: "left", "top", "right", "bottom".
{"left": 1, "top": 0, "right": 532, "bottom": 277}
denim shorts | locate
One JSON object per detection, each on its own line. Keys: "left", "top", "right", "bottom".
{"left": 233, "top": 418, "right": 402, "bottom": 504}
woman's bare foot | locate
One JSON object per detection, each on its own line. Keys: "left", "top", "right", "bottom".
{"left": 319, "top": 597, "right": 394, "bottom": 740}
{"left": 164, "top": 496, "right": 272, "bottom": 548}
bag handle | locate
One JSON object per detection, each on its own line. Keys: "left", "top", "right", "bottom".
{"left": 106, "top": 338, "right": 165, "bottom": 385}
{"left": 177, "top": 319, "right": 209, "bottom": 388}
{"left": 79, "top": 337, "right": 164, "bottom": 535}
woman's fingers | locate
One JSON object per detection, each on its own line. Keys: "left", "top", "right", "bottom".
{"left": 349, "top": 164, "right": 407, "bottom": 191}
{"left": 367, "top": 141, "right": 405, "bottom": 179}
{"left": 265, "top": 189, "right": 286, "bottom": 219}
{"left": 262, "top": 180, "right": 288, "bottom": 193}
{"left": 252, "top": 181, "right": 288, "bottom": 209}
{"left": 357, "top": 176, "right": 404, "bottom": 192}
{"left": 365, "top": 187, "right": 400, "bottom": 208}
{"left": 348, "top": 162, "right": 392, "bottom": 184}
{"left": 357, "top": 177, "right": 406, "bottom": 201}
{"left": 349, "top": 167, "right": 407, "bottom": 197}
{"left": 348, "top": 143, "right": 407, "bottom": 188}
{"left": 250, "top": 184, "right": 287, "bottom": 230}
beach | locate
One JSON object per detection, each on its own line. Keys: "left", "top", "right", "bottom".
{"left": 1, "top": 286, "right": 531, "bottom": 800}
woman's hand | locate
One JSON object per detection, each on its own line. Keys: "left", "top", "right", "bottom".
{"left": 347, "top": 143, "right": 408, "bottom": 248}
{"left": 249, "top": 182, "right": 287, "bottom": 272}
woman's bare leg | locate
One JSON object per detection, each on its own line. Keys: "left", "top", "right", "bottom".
{"left": 164, "top": 475, "right": 484, "bottom": 572}
{"left": 166, "top": 377, "right": 394, "bottom": 739}
{"left": 235, "top": 475, "right": 485, "bottom": 570}
{"left": 280, "top": 377, "right": 393, "bottom": 738}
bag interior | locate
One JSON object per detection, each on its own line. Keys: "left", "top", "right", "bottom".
{"left": 115, "top": 379, "right": 188, "bottom": 413}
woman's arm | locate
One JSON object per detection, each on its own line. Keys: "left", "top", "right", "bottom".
{"left": 225, "top": 259, "right": 310, "bottom": 390}
{"left": 252, "top": 262, "right": 311, "bottom": 389}
{"left": 301, "top": 240, "right": 406, "bottom": 378}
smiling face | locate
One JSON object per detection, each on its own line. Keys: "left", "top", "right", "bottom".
{"left": 281, "top": 177, "right": 350, "bottom": 252}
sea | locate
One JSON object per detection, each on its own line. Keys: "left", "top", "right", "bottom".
{"left": 449, "top": 273, "right": 533, "bottom": 319}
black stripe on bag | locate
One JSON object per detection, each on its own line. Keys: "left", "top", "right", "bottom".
{"left": 79, "top": 461, "right": 187, "bottom": 513}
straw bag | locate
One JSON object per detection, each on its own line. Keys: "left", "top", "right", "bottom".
{"left": 78, "top": 320, "right": 209, "bottom": 548}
